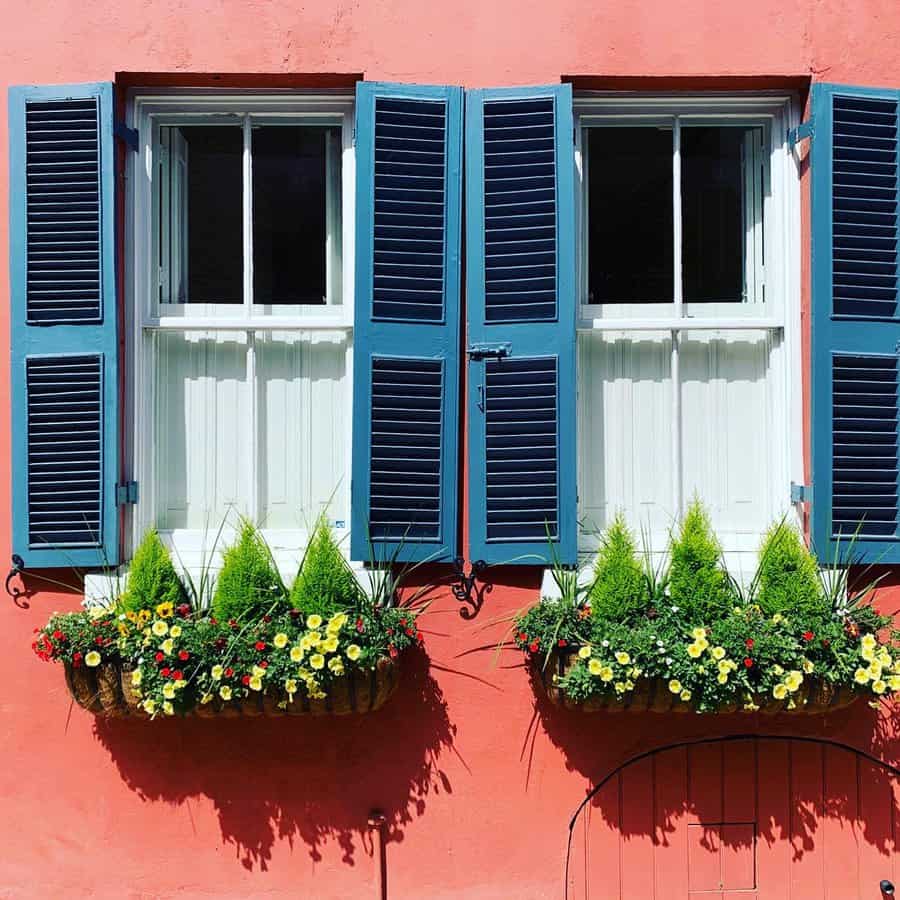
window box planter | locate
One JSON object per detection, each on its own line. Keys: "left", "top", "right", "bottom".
{"left": 533, "top": 649, "right": 860, "bottom": 715}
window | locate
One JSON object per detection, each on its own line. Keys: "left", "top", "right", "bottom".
{"left": 575, "top": 96, "right": 800, "bottom": 571}
{"left": 129, "top": 95, "right": 355, "bottom": 569}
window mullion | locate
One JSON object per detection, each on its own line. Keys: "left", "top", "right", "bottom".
{"left": 671, "top": 116, "right": 684, "bottom": 519}
{"left": 242, "top": 114, "right": 254, "bottom": 315}
{"left": 247, "top": 332, "right": 259, "bottom": 523}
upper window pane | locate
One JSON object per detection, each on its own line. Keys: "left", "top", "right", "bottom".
{"left": 159, "top": 125, "right": 243, "bottom": 305}
{"left": 253, "top": 126, "right": 338, "bottom": 306}
{"left": 587, "top": 126, "right": 673, "bottom": 303}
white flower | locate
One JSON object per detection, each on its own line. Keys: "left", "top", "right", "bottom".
{"left": 656, "top": 640, "right": 664, "bottom": 647}
{"left": 601, "top": 640, "right": 610, "bottom": 648}
{"left": 671, "top": 606, "right": 679, "bottom": 612}
{"left": 665, "top": 658, "right": 673, "bottom": 665}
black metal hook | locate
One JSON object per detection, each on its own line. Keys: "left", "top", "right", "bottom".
{"left": 450, "top": 557, "right": 491, "bottom": 619}
{"left": 5, "top": 554, "right": 28, "bottom": 608}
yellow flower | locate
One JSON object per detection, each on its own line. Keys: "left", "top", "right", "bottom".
{"left": 142, "top": 699, "right": 156, "bottom": 714}
{"left": 872, "top": 679, "right": 887, "bottom": 695}
{"left": 249, "top": 676, "right": 263, "bottom": 692}
{"left": 137, "top": 610, "right": 151, "bottom": 625}
{"left": 131, "top": 669, "right": 142, "bottom": 686}
{"left": 855, "top": 667, "right": 871, "bottom": 684}
{"left": 743, "top": 699, "right": 760, "bottom": 712}
{"left": 169, "top": 625, "right": 182, "bottom": 638}
{"left": 322, "top": 635, "right": 339, "bottom": 654}
{"left": 784, "top": 671, "right": 803, "bottom": 692}
{"left": 162, "top": 701, "right": 174, "bottom": 716}
{"left": 772, "top": 613, "right": 783, "bottom": 624}
{"left": 219, "top": 685, "right": 233, "bottom": 700}
{"left": 311, "top": 690, "right": 327, "bottom": 700}
{"left": 290, "top": 646, "right": 304, "bottom": 663}
{"left": 861, "top": 633, "right": 877, "bottom": 651}
{"left": 163, "top": 682, "right": 176, "bottom": 700}
{"left": 861, "top": 646, "right": 876, "bottom": 663}
{"left": 717, "top": 660, "right": 731, "bottom": 674}
{"left": 893, "top": 658, "right": 900, "bottom": 674}
{"left": 211, "top": 664, "right": 224, "bottom": 680}
{"left": 687, "top": 643, "right": 703, "bottom": 659}
{"left": 588, "top": 658, "right": 603, "bottom": 676}
{"left": 624, "top": 679, "right": 634, "bottom": 691}
{"left": 878, "top": 649, "right": 891, "bottom": 667}
{"left": 310, "top": 653, "right": 325, "bottom": 670}
{"left": 328, "top": 657, "right": 345, "bottom": 674}
{"left": 711, "top": 646, "right": 726, "bottom": 660}
{"left": 85, "top": 651, "right": 101, "bottom": 668}
{"left": 161, "top": 638, "right": 174, "bottom": 656}
{"left": 88, "top": 605, "right": 107, "bottom": 620}
{"left": 679, "top": 690, "right": 692, "bottom": 702}
{"left": 695, "top": 637, "right": 709, "bottom": 652}
{"left": 252, "top": 665, "right": 267, "bottom": 679}
{"left": 117, "top": 622, "right": 129, "bottom": 637}
{"left": 717, "top": 673, "right": 728, "bottom": 685}
{"left": 773, "top": 683, "right": 788, "bottom": 700}
{"left": 802, "top": 659, "right": 815, "bottom": 674}
{"left": 299, "top": 635, "right": 313, "bottom": 652}
{"left": 285, "top": 678, "right": 298, "bottom": 694}
{"left": 868, "top": 661, "right": 883, "bottom": 680}
{"left": 888, "top": 675, "right": 900, "bottom": 692}
{"left": 200, "top": 693, "right": 213, "bottom": 704}
{"left": 327, "top": 613, "right": 348, "bottom": 633}
{"left": 175, "top": 679, "right": 186, "bottom": 690}
{"left": 308, "top": 631, "right": 322, "bottom": 646}
{"left": 668, "top": 679, "right": 682, "bottom": 695}
{"left": 346, "top": 644, "right": 362, "bottom": 662}
{"left": 691, "top": 627, "right": 706, "bottom": 640}
{"left": 155, "top": 601, "right": 174, "bottom": 619}
{"left": 773, "top": 665, "right": 784, "bottom": 676}
{"left": 599, "top": 666, "right": 614, "bottom": 682}
{"left": 273, "top": 633, "right": 289, "bottom": 649}
{"left": 151, "top": 620, "right": 168, "bottom": 637}
{"left": 615, "top": 651, "right": 630, "bottom": 665}
{"left": 578, "top": 645, "right": 592, "bottom": 660}
{"left": 306, "top": 614, "right": 323, "bottom": 630}
{"left": 614, "top": 682, "right": 626, "bottom": 693}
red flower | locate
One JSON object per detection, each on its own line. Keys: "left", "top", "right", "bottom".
{"left": 387, "top": 628, "right": 394, "bottom": 636}
{"left": 178, "top": 650, "right": 189, "bottom": 661}
{"left": 802, "top": 631, "right": 814, "bottom": 642}
{"left": 73, "top": 651, "right": 83, "bottom": 662}
{"left": 154, "top": 652, "right": 165, "bottom": 663}
{"left": 214, "top": 638, "right": 226, "bottom": 650}
{"left": 389, "top": 644, "right": 398, "bottom": 659}
{"left": 517, "top": 632, "right": 528, "bottom": 643}
{"left": 94, "top": 636, "right": 105, "bottom": 646}
{"left": 160, "top": 667, "right": 171, "bottom": 677}
{"left": 399, "top": 618, "right": 407, "bottom": 626}
{"left": 405, "top": 628, "right": 415, "bottom": 638}
{"left": 745, "top": 638, "right": 754, "bottom": 649}
{"left": 417, "top": 632, "right": 425, "bottom": 644}
{"left": 52, "top": 629, "right": 63, "bottom": 640}
{"left": 558, "top": 638, "right": 567, "bottom": 647}
{"left": 845, "top": 621, "right": 860, "bottom": 639}
{"left": 821, "top": 638, "right": 831, "bottom": 649}
{"left": 172, "top": 670, "right": 183, "bottom": 681}
{"left": 529, "top": 640, "right": 540, "bottom": 653}
{"left": 209, "top": 617, "right": 218, "bottom": 625}
{"left": 177, "top": 603, "right": 191, "bottom": 618}
{"left": 254, "top": 641, "right": 266, "bottom": 651}
{"left": 242, "top": 675, "right": 251, "bottom": 686}
{"left": 72, "top": 656, "right": 82, "bottom": 669}
{"left": 260, "top": 660, "right": 268, "bottom": 669}
{"left": 289, "top": 609, "right": 301, "bottom": 620}
{"left": 224, "top": 667, "right": 234, "bottom": 678}
{"left": 229, "top": 619, "right": 238, "bottom": 629}
{"left": 263, "top": 615, "right": 272, "bottom": 623}
{"left": 744, "top": 658, "right": 754, "bottom": 668}
{"left": 356, "top": 617, "right": 364, "bottom": 633}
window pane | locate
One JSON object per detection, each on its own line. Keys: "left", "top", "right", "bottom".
{"left": 256, "top": 332, "right": 348, "bottom": 528}
{"left": 587, "top": 127, "right": 673, "bottom": 303}
{"left": 159, "top": 126, "right": 243, "bottom": 304}
{"left": 682, "top": 126, "right": 766, "bottom": 303}
{"left": 154, "top": 331, "right": 251, "bottom": 528}
{"left": 253, "top": 126, "right": 336, "bottom": 305}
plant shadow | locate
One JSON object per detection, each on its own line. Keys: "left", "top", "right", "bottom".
{"left": 93, "top": 646, "right": 454, "bottom": 871}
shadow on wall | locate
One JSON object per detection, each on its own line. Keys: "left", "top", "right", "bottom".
{"left": 93, "top": 646, "right": 455, "bottom": 870}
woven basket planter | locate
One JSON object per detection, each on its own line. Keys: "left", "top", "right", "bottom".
{"left": 65, "top": 657, "right": 399, "bottom": 718}
{"left": 534, "top": 650, "right": 861, "bottom": 715}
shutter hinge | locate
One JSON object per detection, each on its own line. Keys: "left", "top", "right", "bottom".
{"left": 790, "top": 481, "right": 812, "bottom": 504}
{"left": 466, "top": 342, "right": 511, "bottom": 361}
{"left": 788, "top": 120, "right": 814, "bottom": 149}
{"left": 116, "top": 481, "right": 139, "bottom": 505}
{"left": 115, "top": 122, "right": 139, "bottom": 152}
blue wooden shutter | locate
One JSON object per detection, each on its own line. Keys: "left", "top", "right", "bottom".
{"left": 351, "top": 82, "right": 463, "bottom": 562}
{"left": 9, "top": 83, "right": 120, "bottom": 567}
{"left": 811, "top": 83, "right": 900, "bottom": 562}
{"left": 465, "top": 85, "right": 576, "bottom": 565}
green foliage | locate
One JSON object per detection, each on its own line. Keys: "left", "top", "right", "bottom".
{"left": 212, "top": 520, "right": 285, "bottom": 623}
{"left": 668, "top": 499, "right": 733, "bottom": 622}
{"left": 756, "top": 521, "right": 823, "bottom": 619}
{"left": 590, "top": 515, "right": 648, "bottom": 622}
{"left": 119, "top": 528, "right": 187, "bottom": 614}
{"left": 290, "top": 519, "right": 360, "bottom": 617}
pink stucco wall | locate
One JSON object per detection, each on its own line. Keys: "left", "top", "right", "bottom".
{"left": 4, "top": 2, "right": 900, "bottom": 897}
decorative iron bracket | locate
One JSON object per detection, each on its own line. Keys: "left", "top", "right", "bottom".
{"left": 451, "top": 557, "right": 491, "bottom": 619}
{"left": 5, "top": 554, "right": 27, "bottom": 608}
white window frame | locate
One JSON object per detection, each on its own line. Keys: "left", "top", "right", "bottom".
{"left": 571, "top": 92, "right": 803, "bottom": 574}
{"left": 123, "top": 91, "right": 357, "bottom": 575}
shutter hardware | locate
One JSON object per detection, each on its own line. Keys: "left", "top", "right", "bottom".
{"left": 466, "top": 342, "right": 511, "bottom": 361}
{"left": 116, "top": 481, "right": 139, "bottom": 505}
{"left": 788, "top": 120, "right": 814, "bottom": 149}
{"left": 791, "top": 481, "right": 812, "bottom": 504}
{"left": 115, "top": 122, "right": 139, "bottom": 152}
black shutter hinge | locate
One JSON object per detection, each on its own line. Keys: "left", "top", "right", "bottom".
{"left": 115, "top": 122, "right": 139, "bottom": 152}
{"left": 791, "top": 481, "right": 812, "bottom": 503}
{"left": 788, "top": 120, "right": 814, "bottom": 149}
{"left": 116, "top": 481, "right": 139, "bottom": 505}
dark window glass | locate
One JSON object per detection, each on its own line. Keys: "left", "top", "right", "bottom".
{"left": 253, "top": 126, "right": 330, "bottom": 305}
{"left": 588, "top": 127, "right": 673, "bottom": 303}
{"left": 179, "top": 126, "right": 243, "bottom": 304}
{"left": 682, "top": 127, "right": 746, "bottom": 302}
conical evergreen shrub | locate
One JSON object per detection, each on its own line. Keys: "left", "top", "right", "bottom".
{"left": 290, "top": 519, "right": 360, "bottom": 617}
{"left": 120, "top": 528, "right": 187, "bottom": 613}
{"left": 590, "top": 515, "right": 647, "bottom": 622}
{"left": 756, "top": 520, "right": 823, "bottom": 620}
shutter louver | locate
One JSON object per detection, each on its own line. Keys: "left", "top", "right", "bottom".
{"left": 466, "top": 85, "right": 576, "bottom": 565}
{"left": 9, "top": 83, "right": 119, "bottom": 567}
{"left": 811, "top": 83, "right": 900, "bottom": 562}
{"left": 351, "top": 83, "right": 463, "bottom": 563}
